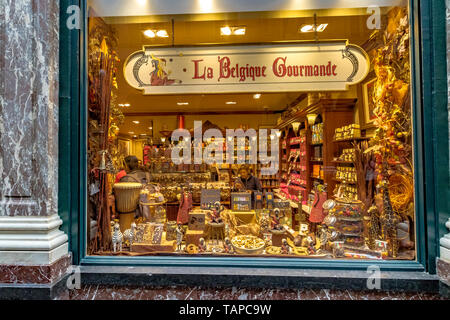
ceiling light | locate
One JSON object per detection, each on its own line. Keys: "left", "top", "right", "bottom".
{"left": 226, "top": 101, "right": 237, "bottom": 105}
{"left": 316, "top": 24, "right": 328, "bottom": 32}
{"left": 177, "top": 102, "right": 189, "bottom": 106}
{"left": 221, "top": 26, "right": 246, "bottom": 36}
{"left": 156, "top": 30, "right": 169, "bottom": 38}
{"left": 220, "top": 26, "right": 232, "bottom": 36}
{"left": 119, "top": 103, "right": 130, "bottom": 107}
{"left": 253, "top": 93, "right": 261, "bottom": 99}
{"left": 132, "top": 121, "right": 140, "bottom": 124}
{"left": 128, "top": 132, "right": 135, "bottom": 134}
{"left": 143, "top": 29, "right": 155, "bottom": 38}
{"left": 133, "top": 135, "right": 137, "bottom": 138}
{"left": 300, "top": 24, "right": 328, "bottom": 33}
{"left": 233, "top": 27, "right": 246, "bottom": 35}
{"left": 276, "top": 131, "right": 282, "bottom": 138}
{"left": 307, "top": 113, "right": 318, "bottom": 126}
{"left": 148, "top": 127, "right": 153, "bottom": 130}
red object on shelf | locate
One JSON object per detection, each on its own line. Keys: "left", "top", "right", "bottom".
{"left": 177, "top": 115, "right": 185, "bottom": 129}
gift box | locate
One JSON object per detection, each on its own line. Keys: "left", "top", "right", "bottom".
{"left": 186, "top": 229, "right": 205, "bottom": 246}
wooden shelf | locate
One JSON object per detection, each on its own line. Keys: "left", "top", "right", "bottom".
{"left": 332, "top": 178, "right": 357, "bottom": 185}
{"left": 333, "top": 137, "right": 370, "bottom": 143}
{"left": 332, "top": 160, "right": 354, "bottom": 164}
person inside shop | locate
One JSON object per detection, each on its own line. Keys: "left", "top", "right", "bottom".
{"left": 234, "top": 165, "right": 262, "bottom": 193}
{"left": 116, "top": 155, "right": 150, "bottom": 184}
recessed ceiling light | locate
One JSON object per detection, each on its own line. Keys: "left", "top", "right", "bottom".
{"left": 299, "top": 24, "right": 328, "bottom": 33}
{"left": 253, "top": 93, "right": 261, "bottom": 99}
{"left": 221, "top": 26, "right": 246, "bottom": 36}
{"left": 316, "top": 24, "right": 328, "bottom": 32}
{"left": 143, "top": 29, "right": 155, "bottom": 38}
{"left": 233, "top": 27, "right": 246, "bottom": 35}
{"left": 119, "top": 103, "right": 131, "bottom": 107}
{"left": 156, "top": 30, "right": 169, "bottom": 38}
{"left": 132, "top": 121, "right": 140, "bottom": 124}
{"left": 220, "top": 26, "right": 232, "bottom": 36}
{"left": 128, "top": 132, "right": 135, "bottom": 134}
{"left": 226, "top": 101, "right": 237, "bottom": 105}
{"left": 177, "top": 102, "right": 189, "bottom": 106}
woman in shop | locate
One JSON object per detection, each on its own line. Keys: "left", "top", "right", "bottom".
{"left": 235, "top": 165, "right": 262, "bottom": 193}
{"left": 116, "top": 155, "right": 150, "bottom": 184}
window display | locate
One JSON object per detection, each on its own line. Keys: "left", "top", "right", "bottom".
{"left": 86, "top": 1, "right": 416, "bottom": 261}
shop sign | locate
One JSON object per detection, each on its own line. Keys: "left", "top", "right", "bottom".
{"left": 124, "top": 41, "right": 369, "bottom": 94}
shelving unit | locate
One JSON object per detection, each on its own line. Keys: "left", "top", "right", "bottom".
{"left": 276, "top": 98, "right": 358, "bottom": 200}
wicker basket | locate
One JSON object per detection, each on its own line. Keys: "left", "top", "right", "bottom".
{"left": 113, "top": 182, "right": 143, "bottom": 213}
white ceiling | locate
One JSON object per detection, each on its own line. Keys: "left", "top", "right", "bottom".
{"left": 88, "top": 0, "right": 406, "bottom": 17}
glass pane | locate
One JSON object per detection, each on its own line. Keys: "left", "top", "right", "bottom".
{"left": 86, "top": 0, "right": 415, "bottom": 261}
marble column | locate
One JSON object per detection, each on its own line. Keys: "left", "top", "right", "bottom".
{"left": 0, "top": 0, "right": 70, "bottom": 288}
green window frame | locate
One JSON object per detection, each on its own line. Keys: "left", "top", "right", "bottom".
{"left": 58, "top": 0, "right": 449, "bottom": 273}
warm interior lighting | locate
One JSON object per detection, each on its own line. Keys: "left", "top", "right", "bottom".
{"left": 220, "top": 26, "right": 232, "bottom": 36}
{"left": 276, "top": 131, "right": 282, "bottom": 138}
{"left": 132, "top": 121, "right": 140, "bottom": 124}
{"left": 221, "top": 26, "right": 246, "bottom": 36}
{"left": 156, "top": 30, "right": 169, "bottom": 38}
{"left": 177, "top": 102, "right": 189, "bottom": 106}
{"left": 233, "top": 27, "right": 246, "bottom": 35}
{"left": 119, "top": 103, "right": 130, "bottom": 107}
{"left": 198, "top": 0, "right": 213, "bottom": 13}
{"left": 226, "top": 101, "right": 237, "bottom": 105}
{"left": 148, "top": 127, "right": 153, "bottom": 130}
{"left": 292, "top": 122, "right": 301, "bottom": 133}
{"left": 307, "top": 113, "right": 318, "bottom": 126}
{"left": 300, "top": 24, "right": 328, "bottom": 33}
{"left": 161, "top": 137, "right": 166, "bottom": 143}
{"left": 143, "top": 29, "right": 155, "bottom": 38}
{"left": 253, "top": 93, "right": 261, "bottom": 99}
{"left": 128, "top": 132, "right": 135, "bottom": 134}
{"left": 144, "top": 29, "right": 169, "bottom": 38}
{"left": 316, "top": 23, "right": 328, "bottom": 32}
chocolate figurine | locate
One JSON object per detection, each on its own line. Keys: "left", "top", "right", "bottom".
{"left": 198, "top": 237, "right": 207, "bottom": 253}
{"left": 281, "top": 239, "right": 291, "bottom": 254}
{"left": 176, "top": 224, "right": 184, "bottom": 252}
{"left": 223, "top": 237, "right": 234, "bottom": 254}
{"left": 209, "top": 201, "right": 224, "bottom": 224}
{"left": 270, "top": 208, "right": 284, "bottom": 231}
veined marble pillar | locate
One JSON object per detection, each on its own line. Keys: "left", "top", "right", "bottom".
{"left": 0, "top": 0, "right": 70, "bottom": 291}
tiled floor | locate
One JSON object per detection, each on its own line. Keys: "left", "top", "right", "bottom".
{"left": 55, "top": 285, "right": 448, "bottom": 300}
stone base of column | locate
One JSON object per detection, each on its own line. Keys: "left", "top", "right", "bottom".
{"left": 0, "top": 254, "right": 72, "bottom": 300}
{"left": 437, "top": 258, "right": 450, "bottom": 298}
{"left": 0, "top": 214, "right": 71, "bottom": 299}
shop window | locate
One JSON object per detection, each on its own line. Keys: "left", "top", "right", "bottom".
{"left": 86, "top": 0, "right": 416, "bottom": 261}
